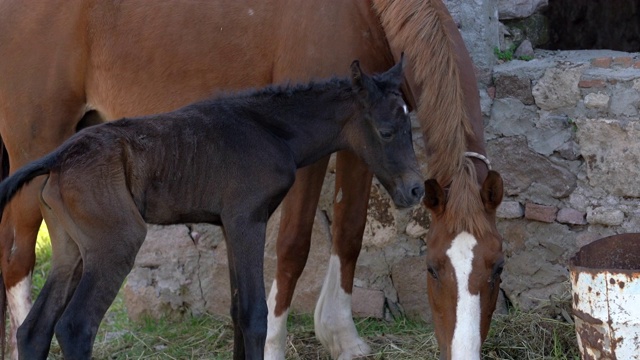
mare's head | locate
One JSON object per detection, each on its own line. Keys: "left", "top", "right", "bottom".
{"left": 346, "top": 56, "right": 424, "bottom": 208}
{"left": 422, "top": 167, "right": 504, "bottom": 360}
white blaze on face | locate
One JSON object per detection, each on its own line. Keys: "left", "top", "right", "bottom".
{"left": 446, "top": 232, "right": 481, "bottom": 360}
{"left": 265, "top": 279, "right": 288, "bottom": 360}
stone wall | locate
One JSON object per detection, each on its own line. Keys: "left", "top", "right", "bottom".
{"left": 487, "top": 49, "right": 640, "bottom": 312}
{"left": 124, "top": 1, "right": 640, "bottom": 323}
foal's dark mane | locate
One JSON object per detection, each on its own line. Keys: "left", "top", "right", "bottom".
{"left": 206, "top": 71, "right": 401, "bottom": 106}
{"left": 209, "top": 77, "right": 354, "bottom": 105}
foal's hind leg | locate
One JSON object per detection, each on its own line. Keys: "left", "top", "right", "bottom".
{"left": 17, "top": 206, "right": 83, "bottom": 360}
{"left": 265, "top": 158, "right": 330, "bottom": 359}
{"left": 50, "top": 196, "right": 146, "bottom": 360}
{"left": 315, "top": 150, "right": 373, "bottom": 359}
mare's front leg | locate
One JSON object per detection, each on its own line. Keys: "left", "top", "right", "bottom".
{"left": 264, "top": 157, "right": 329, "bottom": 360}
{"left": 224, "top": 216, "right": 269, "bottom": 360}
{"left": 315, "top": 150, "right": 373, "bottom": 359}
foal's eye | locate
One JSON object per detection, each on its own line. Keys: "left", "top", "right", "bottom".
{"left": 379, "top": 130, "right": 393, "bottom": 140}
{"left": 402, "top": 104, "right": 409, "bottom": 115}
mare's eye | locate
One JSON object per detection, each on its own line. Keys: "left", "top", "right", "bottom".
{"left": 490, "top": 259, "right": 504, "bottom": 287}
{"left": 427, "top": 265, "right": 439, "bottom": 280}
{"left": 379, "top": 130, "right": 393, "bottom": 140}
{"left": 493, "top": 260, "right": 505, "bottom": 278}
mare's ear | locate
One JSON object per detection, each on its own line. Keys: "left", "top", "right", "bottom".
{"left": 423, "top": 179, "right": 446, "bottom": 216}
{"left": 480, "top": 170, "right": 503, "bottom": 212}
{"left": 380, "top": 52, "right": 406, "bottom": 89}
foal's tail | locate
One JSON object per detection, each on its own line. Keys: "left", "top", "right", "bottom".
{"left": 0, "top": 153, "right": 57, "bottom": 221}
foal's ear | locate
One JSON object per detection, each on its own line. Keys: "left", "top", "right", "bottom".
{"left": 351, "top": 60, "right": 376, "bottom": 101}
{"left": 480, "top": 170, "right": 503, "bottom": 212}
{"left": 351, "top": 60, "right": 368, "bottom": 91}
{"left": 423, "top": 179, "right": 446, "bottom": 216}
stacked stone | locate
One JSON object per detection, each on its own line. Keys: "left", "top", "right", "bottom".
{"left": 487, "top": 49, "right": 640, "bottom": 312}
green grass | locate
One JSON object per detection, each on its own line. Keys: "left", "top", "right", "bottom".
{"left": 33, "top": 224, "right": 579, "bottom": 359}
{"left": 493, "top": 44, "right": 534, "bottom": 62}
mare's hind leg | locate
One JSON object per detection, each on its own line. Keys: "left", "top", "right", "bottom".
{"left": 223, "top": 216, "right": 269, "bottom": 360}
{"left": 17, "top": 205, "right": 83, "bottom": 360}
{"left": 0, "top": 97, "right": 85, "bottom": 359}
{"left": 315, "top": 150, "right": 373, "bottom": 359}
{"left": 264, "top": 157, "right": 330, "bottom": 359}
{"left": 0, "top": 190, "right": 41, "bottom": 360}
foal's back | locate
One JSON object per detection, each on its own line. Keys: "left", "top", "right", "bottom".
{"left": 54, "top": 103, "right": 296, "bottom": 226}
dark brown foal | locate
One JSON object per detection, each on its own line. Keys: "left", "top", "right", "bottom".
{"left": 0, "top": 60, "right": 423, "bottom": 360}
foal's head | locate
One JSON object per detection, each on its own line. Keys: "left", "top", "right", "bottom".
{"left": 346, "top": 57, "right": 424, "bottom": 208}
{"left": 422, "top": 167, "right": 504, "bottom": 360}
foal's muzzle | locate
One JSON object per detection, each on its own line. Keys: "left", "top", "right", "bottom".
{"left": 390, "top": 171, "right": 424, "bottom": 208}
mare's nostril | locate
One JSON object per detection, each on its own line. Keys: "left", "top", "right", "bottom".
{"left": 411, "top": 184, "right": 425, "bottom": 200}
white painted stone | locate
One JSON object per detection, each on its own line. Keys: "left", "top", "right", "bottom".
{"left": 586, "top": 207, "right": 625, "bottom": 226}
{"left": 584, "top": 92, "right": 610, "bottom": 109}
{"left": 532, "top": 65, "right": 586, "bottom": 110}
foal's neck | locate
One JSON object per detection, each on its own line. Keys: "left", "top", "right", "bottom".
{"left": 244, "top": 80, "right": 357, "bottom": 167}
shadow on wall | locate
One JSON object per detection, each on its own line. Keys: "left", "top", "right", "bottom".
{"left": 542, "top": 0, "right": 640, "bottom": 51}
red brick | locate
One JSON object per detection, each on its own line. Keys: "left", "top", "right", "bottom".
{"left": 524, "top": 203, "right": 557, "bottom": 223}
{"left": 612, "top": 56, "right": 633, "bottom": 68}
{"left": 591, "top": 57, "right": 612, "bottom": 68}
{"left": 634, "top": 61, "right": 640, "bottom": 69}
{"left": 578, "top": 79, "right": 606, "bottom": 88}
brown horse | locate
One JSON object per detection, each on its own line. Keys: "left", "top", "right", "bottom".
{"left": 0, "top": 59, "right": 422, "bottom": 360}
{"left": 0, "top": 0, "right": 503, "bottom": 359}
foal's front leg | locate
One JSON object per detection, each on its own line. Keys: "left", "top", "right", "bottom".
{"left": 224, "top": 218, "right": 269, "bottom": 360}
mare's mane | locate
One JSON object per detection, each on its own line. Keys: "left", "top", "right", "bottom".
{"left": 372, "top": 0, "right": 491, "bottom": 236}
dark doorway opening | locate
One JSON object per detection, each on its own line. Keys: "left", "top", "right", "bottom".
{"left": 541, "top": 0, "right": 640, "bottom": 51}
